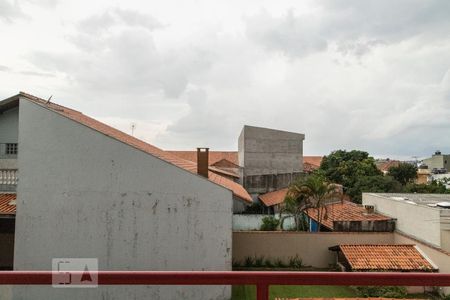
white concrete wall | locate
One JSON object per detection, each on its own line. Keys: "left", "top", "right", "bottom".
{"left": 363, "top": 193, "right": 442, "bottom": 247}
{"left": 14, "top": 99, "right": 233, "bottom": 300}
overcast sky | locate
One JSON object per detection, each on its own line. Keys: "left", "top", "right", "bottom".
{"left": 1, "top": 0, "right": 450, "bottom": 159}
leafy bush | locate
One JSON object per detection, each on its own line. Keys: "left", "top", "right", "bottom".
{"left": 260, "top": 216, "right": 280, "bottom": 231}
{"left": 244, "top": 256, "right": 254, "bottom": 268}
{"left": 356, "top": 286, "right": 407, "bottom": 298}
{"left": 232, "top": 259, "right": 241, "bottom": 268}
{"left": 254, "top": 256, "right": 265, "bottom": 267}
{"left": 274, "top": 258, "right": 286, "bottom": 268}
{"left": 288, "top": 255, "right": 303, "bottom": 269}
{"left": 264, "top": 258, "right": 274, "bottom": 268}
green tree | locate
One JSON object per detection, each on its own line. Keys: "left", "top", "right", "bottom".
{"left": 285, "top": 174, "right": 342, "bottom": 232}
{"left": 388, "top": 163, "right": 418, "bottom": 185}
{"left": 404, "top": 180, "right": 449, "bottom": 193}
{"left": 318, "top": 150, "right": 393, "bottom": 203}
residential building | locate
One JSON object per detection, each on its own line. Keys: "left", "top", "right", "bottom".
{"left": 423, "top": 150, "right": 450, "bottom": 173}
{"left": 305, "top": 201, "right": 396, "bottom": 232}
{"left": 0, "top": 92, "right": 254, "bottom": 300}
{"left": 362, "top": 193, "right": 450, "bottom": 252}
{"left": 238, "top": 125, "right": 305, "bottom": 196}
{"left": 167, "top": 150, "right": 241, "bottom": 182}
{"left": 376, "top": 159, "right": 400, "bottom": 175}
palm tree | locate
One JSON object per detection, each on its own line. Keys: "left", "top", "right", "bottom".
{"left": 284, "top": 174, "right": 341, "bottom": 232}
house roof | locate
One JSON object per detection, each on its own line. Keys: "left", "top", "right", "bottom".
{"left": 258, "top": 188, "right": 288, "bottom": 207}
{"left": 0, "top": 193, "right": 16, "bottom": 215}
{"left": 376, "top": 160, "right": 400, "bottom": 173}
{"left": 329, "top": 244, "right": 437, "bottom": 272}
{"left": 9, "top": 92, "right": 252, "bottom": 204}
{"left": 167, "top": 150, "right": 239, "bottom": 166}
{"left": 303, "top": 156, "right": 323, "bottom": 168}
{"left": 305, "top": 201, "right": 393, "bottom": 230}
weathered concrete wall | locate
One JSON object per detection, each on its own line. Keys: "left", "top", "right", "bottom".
{"left": 233, "top": 231, "right": 394, "bottom": 268}
{"left": 238, "top": 125, "right": 304, "bottom": 193}
{"left": 363, "top": 193, "right": 443, "bottom": 247}
{"left": 238, "top": 125, "right": 304, "bottom": 176}
{"left": 14, "top": 99, "right": 233, "bottom": 300}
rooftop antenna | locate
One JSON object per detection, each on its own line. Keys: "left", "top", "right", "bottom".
{"left": 131, "top": 123, "right": 136, "bottom": 136}
{"left": 46, "top": 95, "right": 52, "bottom": 104}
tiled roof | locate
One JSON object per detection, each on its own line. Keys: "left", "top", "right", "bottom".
{"left": 16, "top": 92, "right": 252, "bottom": 204}
{"left": 331, "top": 244, "right": 437, "bottom": 272}
{"left": 208, "top": 166, "right": 239, "bottom": 178}
{"left": 0, "top": 193, "right": 16, "bottom": 215}
{"left": 303, "top": 156, "right": 323, "bottom": 168}
{"left": 376, "top": 160, "right": 400, "bottom": 172}
{"left": 167, "top": 150, "right": 238, "bottom": 165}
{"left": 305, "top": 201, "right": 392, "bottom": 230}
{"left": 258, "top": 188, "right": 288, "bottom": 207}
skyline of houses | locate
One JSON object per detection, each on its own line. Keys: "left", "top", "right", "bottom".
{"left": 1, "top": 92, "right": 450, "bottom": 299}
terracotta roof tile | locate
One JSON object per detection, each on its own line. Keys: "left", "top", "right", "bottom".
{"left": 305, "top": 201, "right": 392, "bottom": 230}
{"left": 167, "top": 151, "right": 238, "bottom": 165}
{"left": 303, "top": 156, "right": 323, "bottom": 168}
{"left": 17, "top": 92, "right": 252, "bottom": 204}
{"left": 258, "top": 188, "right": 288, "bottom": 207}
{"left": 376, "top": 160, "right": 400, "bottom": 172}
{"left": 0, "top": 193, "right": 16, "bottom": 215}
{"left": 333, "top": 244, "right": 437, "bottom": 272}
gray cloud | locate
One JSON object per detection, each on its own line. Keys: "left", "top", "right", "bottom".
{"left": 29, "top": 9, "right": 214, "bottom": 99}
{"left": 0, "top": 0, "right": 27, "bottom": 22}
{"left": 246, "top": 0, "right": 450, "bottom": 59}
{"left": 0, "top": 65, "right": 10, "bottom": 71}
{"left": 5, "top": 1, "right": 450, "bottom": 157}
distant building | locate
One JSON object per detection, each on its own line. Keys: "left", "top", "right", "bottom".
{"left": 376, "top": 159, "right": 400, "bottom": 175}
{"left": 238, "top": 125, "right": 305, "bottom": 196}
{"left": 423, "top": 151, "right": 450, "bottom": 173}
{"left": 305, "top": 201, "right": 396, "bottom": 232}
{"left": 363, "top": 193, "right": 450, "bottom": 252}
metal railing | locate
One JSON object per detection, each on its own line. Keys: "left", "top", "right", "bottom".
{"left": 0, "top": 271, "right": 449, "bottom": 300}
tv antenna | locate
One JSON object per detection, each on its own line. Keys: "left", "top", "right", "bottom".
{"left": 131, "top": 123, "right": 136, "bottom": 136}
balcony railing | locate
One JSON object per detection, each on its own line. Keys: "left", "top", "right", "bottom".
{"left": 0, "top": 169, "right": 18, "bottom": 191}
{"left": 0, "top": 271, "right": 449, "bottom": 300}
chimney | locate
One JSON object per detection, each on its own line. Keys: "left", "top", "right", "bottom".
{"left": 364, "top": 205, "right": 375, "bottom": 214}
{"left": 197, "top": 148, "right": 209, "bottom": 178}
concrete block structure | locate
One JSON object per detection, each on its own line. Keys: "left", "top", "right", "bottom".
{"left": 238, "top": 125, "right": 304, "bottom": 195}
{"left": 423, "top": 151, "right": 450, "bottom": 172}
{"left": 0, "top": 92, "right": 254, "bottom": 300}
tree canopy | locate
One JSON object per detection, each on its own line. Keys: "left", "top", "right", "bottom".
{"left": 387, "top": 163, "right": 418, "bottom": 185}
{"left": 318, "top": 150, "right": 400, "bottom": 202}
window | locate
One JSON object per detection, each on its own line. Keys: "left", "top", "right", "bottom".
{"left": 5, "top": 143, "right": 18, "bottom": 155}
